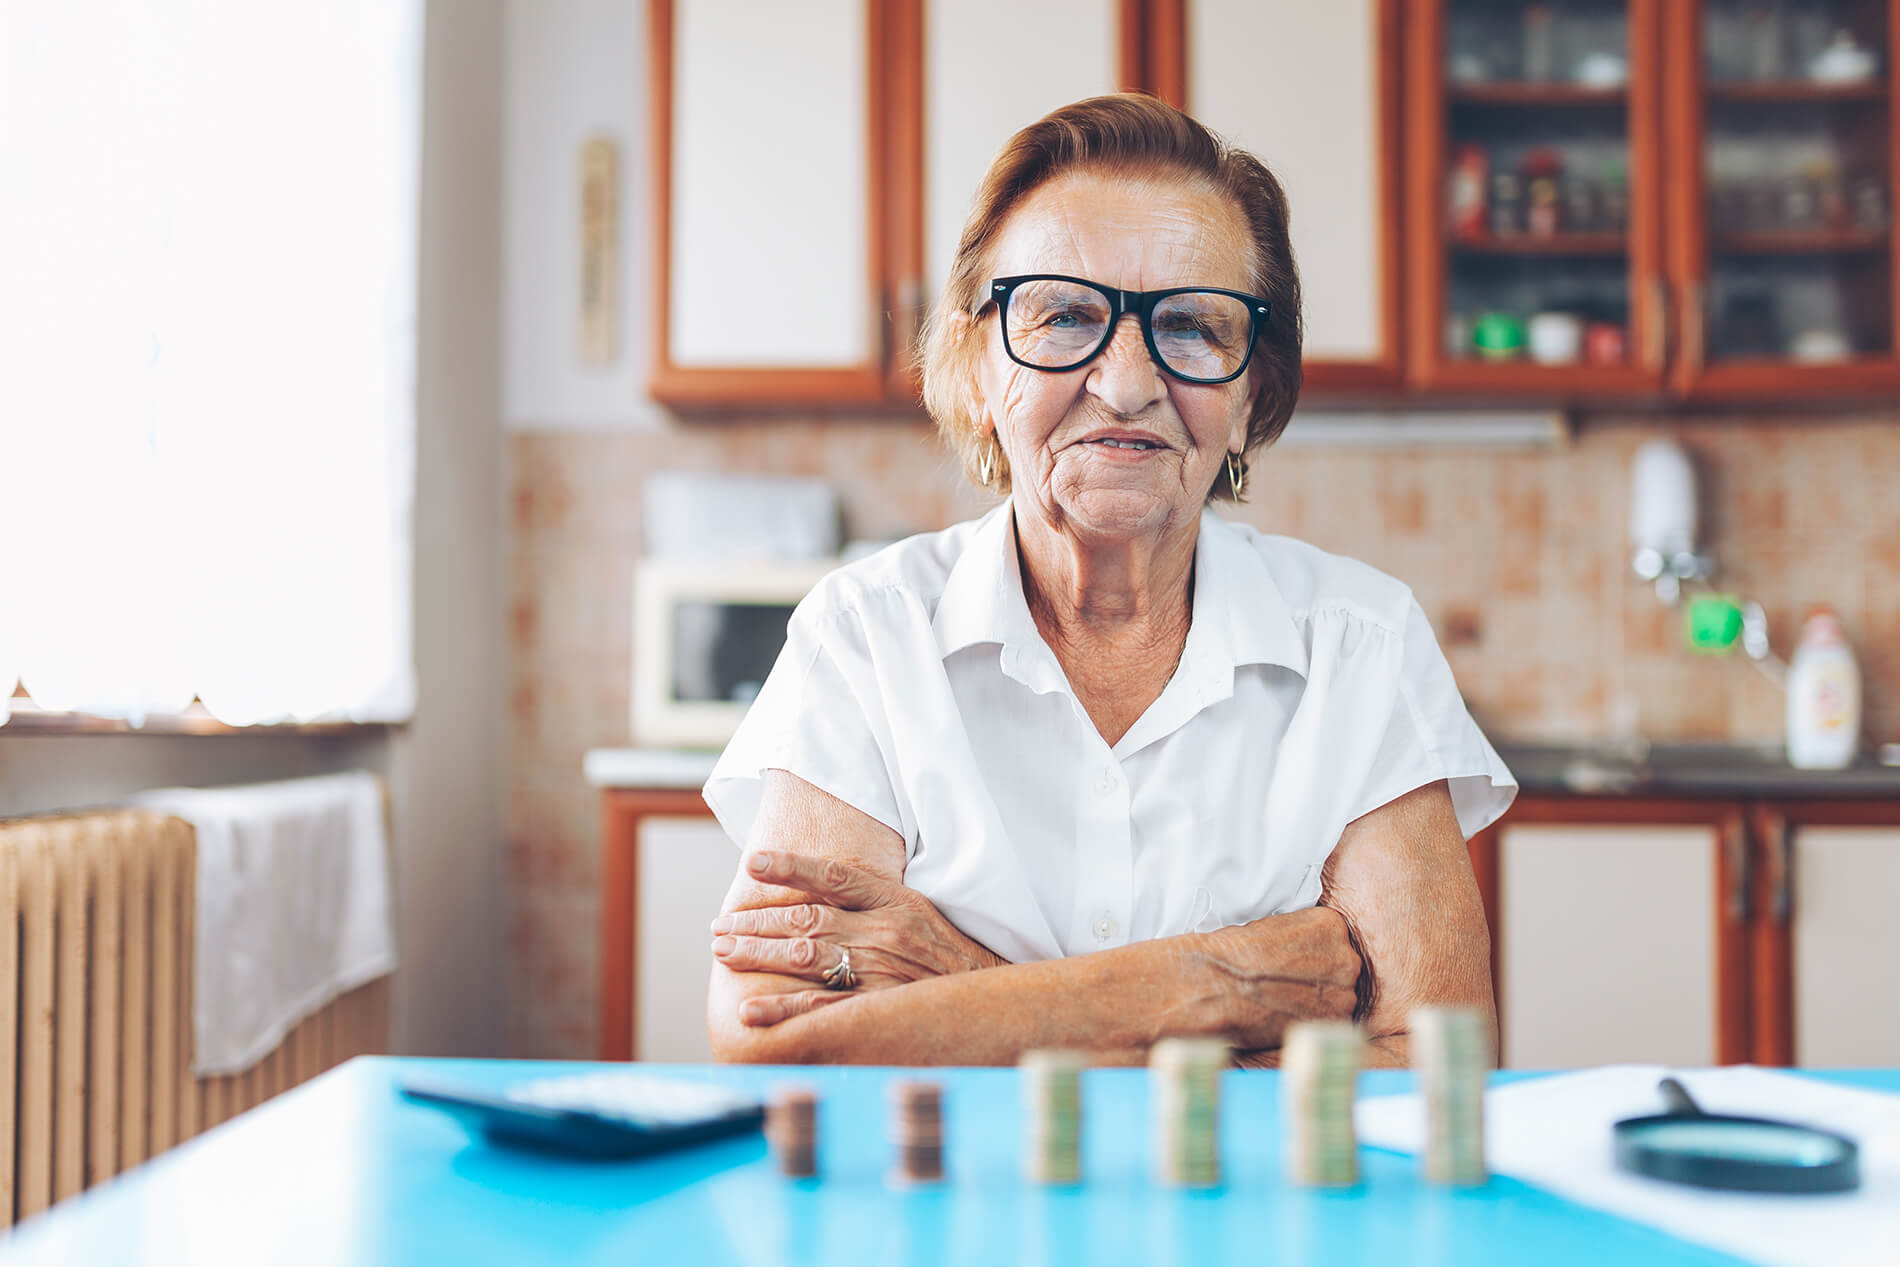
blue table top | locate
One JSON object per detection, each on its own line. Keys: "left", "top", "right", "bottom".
{"left": 6, "top": 1059, "right": 1895, "bottom": 1267}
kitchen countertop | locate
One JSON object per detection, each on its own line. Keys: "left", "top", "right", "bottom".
{"left": 584, "top": 744, "right": 1900, "bottom": 799}
{"left": 1495, "top": 741, "right": 1900, "bottom": 799}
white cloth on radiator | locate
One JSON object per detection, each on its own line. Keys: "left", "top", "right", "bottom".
{"left": 131, "top": 770, "right": 397, "bottom": 1076}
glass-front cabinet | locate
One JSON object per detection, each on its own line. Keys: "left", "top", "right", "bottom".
{"left": 1407, "top": 0, "right": 1666, "bottom": 395}
{"left": 1667, "top": 0, "right": 1900, "bottom": 396}
{"left": 1408, "top": 0, "right": 1900, "bottom": 400}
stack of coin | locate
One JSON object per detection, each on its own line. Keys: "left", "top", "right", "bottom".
{"left": 1150, "top": 1037, "right": 1229, "bottom": 1188}
{"left": 1019, "top": 1048, "right": 1086, "bottom": 1185}
{"left": 1281, "top": 1020, "right": 1363, "bottom": 1186}
{"left": 765, "top": 1086, "right": 819, "bottom": 1178}
{"left": 1412, "top": 1005, "right": 1491, "bottom": 1185}
{"left": 890, "top": 1080, "right": 944, "bottom": 1184}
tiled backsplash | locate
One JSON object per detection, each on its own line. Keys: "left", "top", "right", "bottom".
{"left": 506, "top": 414, "right": 1899, "bottom": 1057}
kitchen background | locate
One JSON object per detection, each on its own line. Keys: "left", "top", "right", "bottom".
{"left": 8, "top": 0, "right": 1892, "bottom": 1077}
{"left": 507, "top": 0, "right": 1900, "bottom": 1062}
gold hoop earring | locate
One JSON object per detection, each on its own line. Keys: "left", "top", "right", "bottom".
{"left": 1226, "top": 451, "right": 1246, "bottom": 500}
{"left": 978, "top": 438, "right": 998, "bottom": 487}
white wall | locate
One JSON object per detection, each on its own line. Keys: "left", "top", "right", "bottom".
{"left": 386, "top": 0, "right": 509, "bottom": 1057}
{"left": 504, "top": 0, "right": 662, "bottom": 431}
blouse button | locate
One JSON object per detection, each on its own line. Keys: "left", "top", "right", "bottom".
{"left": 1092, "top": 912, "right": 1118, "bottom": 943}
{"left": 1096, "top": 765, "right": 1118, "bottom": 795}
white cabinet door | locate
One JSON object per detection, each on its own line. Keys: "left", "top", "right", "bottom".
{"left": 636, "top": 818, "right": 741, "bottom": 1063}
{"left": 923, "top": 0, "right": 1123, "bottom": 302}
{"left": 1792, "top": 827, "right": 1900, "bottom": 1068}
{"left": 664, "top": 0, "right": 879, "bottom": 378}
{"left": 1499, "top": 824, "right": 1720, "bottom": 1069}
{"left": 1184, "top": 0, "right": 1394, "bottom": 377}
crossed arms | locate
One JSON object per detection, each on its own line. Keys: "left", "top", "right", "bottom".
{"left": 706, "top": 770, "right": 1494, "bottom": 1067}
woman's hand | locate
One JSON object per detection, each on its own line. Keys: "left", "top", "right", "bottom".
{"left": 712, "top": 849, "right": 1007, "bottom": 1026}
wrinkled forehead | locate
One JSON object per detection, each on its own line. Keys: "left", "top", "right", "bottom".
{"left": 985, "top": 168, "right": 1256, "bottom": 296}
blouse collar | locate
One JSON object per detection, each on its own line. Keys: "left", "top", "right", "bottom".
{"left": 930, "top": 503, "right": 1311, "bottom": 699}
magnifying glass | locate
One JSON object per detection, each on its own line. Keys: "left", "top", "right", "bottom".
{"left": 1613, "top": 1076, "right": 1860, "bottom": 1194}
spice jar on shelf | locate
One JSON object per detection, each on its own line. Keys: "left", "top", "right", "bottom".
{"left": 1801, "top": 157, "right": 1846, "bottom": 231}
{"left": 1600, "top": 159, "right": 1629, "bottom": 232}
{"left": 1562, "top": 174, "right": 1600, "bottom": 234}
{"left": 1850, "top": 175, "right": 1887, "bottom": 232}
{"left": 1523, "top": 4, "right": 1556, "bottom": 82}
{"left": 1490, "top": 170, "right": 1526, "bottom": 237}
{"left": 1523, "top": 149, "right": 1564, "bottom": 237}
{"left": 1742, "top": 1, "right": 1786, "bottom": 81}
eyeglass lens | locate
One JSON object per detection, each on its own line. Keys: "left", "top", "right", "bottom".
{"left": 1004, "top": 278, "right": 1255, "bottom": 381}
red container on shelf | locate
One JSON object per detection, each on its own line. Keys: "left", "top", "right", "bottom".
{"left": 1585, "top": 321, "right": 1626, "bottom": 365}
{"left": 1450, "top": 144, "right": 1489, "bottom": 240}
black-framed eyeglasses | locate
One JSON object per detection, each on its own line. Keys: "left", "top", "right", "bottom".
{"left": 980, "top": 274, "right": 1271, "bottom": 385}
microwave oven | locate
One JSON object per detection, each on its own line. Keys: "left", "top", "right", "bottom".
{"left": 630, "top": 557, "right": 839, "bottom": 748}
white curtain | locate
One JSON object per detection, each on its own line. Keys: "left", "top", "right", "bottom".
{"left": 0, "top": 0, "right": 421, "bottom": 727}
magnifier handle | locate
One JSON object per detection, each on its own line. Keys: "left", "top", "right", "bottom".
{"left": 1658, "top": 1076, "right": 1704, "bottom": 1117}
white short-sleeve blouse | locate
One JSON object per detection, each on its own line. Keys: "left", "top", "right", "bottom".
{"left": 704, "top": 504, "right": 1517, "bottom": 966}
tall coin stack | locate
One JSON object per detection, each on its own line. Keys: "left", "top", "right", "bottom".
{"left": 1019, "top": 1049, "right": 1086, "bottom": 1185}
{"left": 890, "top": 1080, "right": 945, "bottom": 1184}
{"left": 1150, "top": 1037, "right": 1229, "bottom": 1188}
{"left": 1411, "top": 1005, "right": 1491, "bottom": 1185}
{"left": 1281, "top": 1020, "right": 1364, "bottom": 1187}
{"left": 766, "top": 1086, "right": 819, "bottom": 1179}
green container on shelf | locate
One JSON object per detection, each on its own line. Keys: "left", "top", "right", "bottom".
{"left": 1472, "top": 311, "right": 1525, "bottom": 360}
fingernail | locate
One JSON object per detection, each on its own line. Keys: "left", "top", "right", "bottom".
{"left": 709, "top": 915, "right": 730, "bottom": 934}
{"left": 739, "top": 1001, "right": 768, "bottom": 1026}
{"left": 746, "top": 851, "right": 772, "bottom": 873}
{"left": 712, "top": 935, "right": 735, "bottom": 955}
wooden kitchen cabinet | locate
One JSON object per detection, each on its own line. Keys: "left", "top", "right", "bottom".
{"left": 1748, "top": 802, "right": 1900, "bottom": 1068}
{"left": 923, "top": 1, "right": 1129, "bottom": 309}
{"left": 1662, "top": 1, "right": 1900, "bottom": 399}
{"left": 1473, "top": 800, "right": 1747, "bottom": 1069}
{"left": 1470, "top": 794, "right": 1900, "bottom": 1069}
{"left": 1406, "top": 0, "right": 1900, "bottom": 401}
{"left": 1405, "top": 0, "right": 1670, "bottom": 396}
{"left": 649, "top": 0, "right": 1409, "bottom": 408}
{"left": 649, "top": 0, "right": 896, "bottom": 406}
{"left": 1150, "top": 0, "right": 1404, "bottom": 390}
{"left": 649, "top": 0, "right": 1141, "bottom": 409}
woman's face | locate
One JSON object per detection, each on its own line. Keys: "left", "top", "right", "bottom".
{"left": 975, "top": 169, "right": 1255, "bottom": 545}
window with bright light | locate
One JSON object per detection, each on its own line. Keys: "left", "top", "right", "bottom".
{"left": 0, "top": 0, "right": 422, "bottom": 727}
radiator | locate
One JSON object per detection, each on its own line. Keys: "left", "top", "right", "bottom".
{"left": 0, "top": 810, "right": 390, "bottom": 1227}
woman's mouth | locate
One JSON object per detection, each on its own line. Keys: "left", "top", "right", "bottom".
{"left": 1084, "top": 437, "right": 1165, "bottom": 451}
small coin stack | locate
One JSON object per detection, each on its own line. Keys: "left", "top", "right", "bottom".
{"left": 1019, "top": 1048, "right": 1086, "bottom": 1185}
{"left": 1281, "top": 1020, "right": 1364, "bottom": 1187}
{"left": 1412, "top": 1005, "right": 1491, "bottom": 1186}
{"left": 890, "top": 1080, "right": 945, "bottom": 1184}
{"left": 765, "top": 1086, "right": 819, "bottom": 1179}
{"left": 1150, "top": 1037, "right": 1229, "bottom": 1188}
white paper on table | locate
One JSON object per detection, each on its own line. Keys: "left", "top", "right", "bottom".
{"left": 1356, "top": 1065, "right": 1900, "bottom": 1267}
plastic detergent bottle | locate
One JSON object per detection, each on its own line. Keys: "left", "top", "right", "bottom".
{"left": 1785, "top": 608, "right": 1861, "bottom": 770}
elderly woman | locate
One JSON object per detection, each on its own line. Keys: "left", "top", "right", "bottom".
{"left": 702, "top": 95, "right": 1515, "bottom": 1067}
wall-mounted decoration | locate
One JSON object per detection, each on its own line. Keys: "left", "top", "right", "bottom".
{"left": 579, "top": 135, "right": 619, "bottom": 368}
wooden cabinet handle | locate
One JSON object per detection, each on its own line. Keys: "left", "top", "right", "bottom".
{"left": 1753, "top": 808, "right": 1793, "bottom": 926}
{"left": 1644, "top": 277, "right": 1669, "bottom": 372}
{"left": 1770, "top": 814, "right": 1793, "bottom": 925}
{"left": 1682, "top": 278, "right": 1707, "bottom": 376}
{"left": 1727, "top": 812, "right": 1752, "bottom": 923}
{"left": 895, "top": 277, "right": 923, "bottom": 363}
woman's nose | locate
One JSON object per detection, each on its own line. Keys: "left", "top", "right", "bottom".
{"left": 1085, "top": 314, "right": 1167, "bottom": 416}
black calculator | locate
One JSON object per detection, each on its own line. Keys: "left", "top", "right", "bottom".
{"left": 399, "top": 1072, "right": 765, "bottom": 1160}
